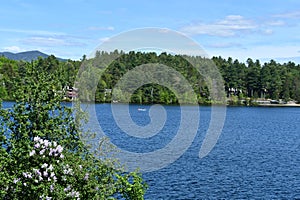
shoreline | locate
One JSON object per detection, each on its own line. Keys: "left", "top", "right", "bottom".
{"left": 257, "top": 103, "right": 300, "bottom": 107}
{"left": 2, "top": 100, "right": 300, "bottom": 107}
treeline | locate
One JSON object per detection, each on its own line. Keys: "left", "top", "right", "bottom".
{"left": 1, "top": 51, "right": 300, "bottom": 104}
{"left": 0, "top": 55, "right": 81, "bottom": 100}
{"left": 213, "top": 56, "right": 300, "bottom": 103}
{"left": 78, "top": 51, "right": 212, "bottom": 104}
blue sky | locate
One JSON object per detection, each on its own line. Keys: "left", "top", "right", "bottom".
{"left": 1, "top": 0, "right": 300, "bottom": 63}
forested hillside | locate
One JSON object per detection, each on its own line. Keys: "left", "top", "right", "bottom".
{"left": 212, "top": 56, "right": 300, "bottom": 102}
{"left": 1, "top": 51, "right": 300, "bottom": 104}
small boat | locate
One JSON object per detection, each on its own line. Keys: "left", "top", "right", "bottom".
{"left": 137, "top": 108, "right": 147, "bottom": 111}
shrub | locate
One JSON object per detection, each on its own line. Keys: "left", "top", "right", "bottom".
{"left": 0, "top": 62, "right": 147, "bottom": 199}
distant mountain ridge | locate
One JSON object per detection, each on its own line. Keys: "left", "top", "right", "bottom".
{"left": 0, "top": 50, "right": 65, "bottom": 61}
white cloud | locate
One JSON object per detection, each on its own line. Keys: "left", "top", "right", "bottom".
{"left": 265, "top": 20, "right": 286, "bottom": 26}
{"left": 21, "top": 37, "right": 65, "bottom": 46}
{"left": 209, "top": 45, "right": 300, "bottom": 62}
{"left": 2, "top": 46, "right": 25, "bottom": 53}
{"left": 262, "top": 29, "right": 273, "bottom": 35}
{"left": 0, "top": 28, "right": 64, "bottom": 36}
{"left": 180, "top": 12, "right": 300, "bottom": 38}
{"left": 21, "top": 36, "right": 85, "bottom": 47}
{"left": 0, "top": 28, "right": 88, "bottom": 48}
{"left": 273, "top": 10, "right": 300, "bottom": 19}
{"left": 181, "top": 15, "right": 257, "bottom": 37}
{"left": 207, "top": 42, "right": 241, "bottom": 48}
{"left": 218, "top": 15, "right": 254, "bottom": 28}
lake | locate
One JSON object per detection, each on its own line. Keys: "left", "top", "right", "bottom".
{"left": 91, "top": 104, "right": 300, "bottom": 199}
{"left": 2, "top": 102, "right": 300, "bottom": 199}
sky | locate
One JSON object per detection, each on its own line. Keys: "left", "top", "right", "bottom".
{"left": 1, "top": 0, "right": 300, "bottom": 63}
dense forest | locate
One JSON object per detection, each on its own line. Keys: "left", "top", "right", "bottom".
{"left": 1, "top": 50, "right": 300, "bottom": 105}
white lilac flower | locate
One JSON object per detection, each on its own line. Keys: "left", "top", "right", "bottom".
{"left": 39, "top": 149, "right": 46, "bottom": 155}
{"left": 74, "top": 191, "right": 80, "bottom": 198}
{"left": 56, "top": 145, "right": 63, "bottom": 153}
{"left": 63, "top": 166, "right": 73, "bottom": 175}
{"left": 50, "top": 172, "right": 55, "bottom": 177}
{"left": 35, "top": 170, "right": 42, "bottom": 177}
{"left": 41, "top": 163, "right": 48, "bottom": 168}
{"left": 39, "top": 138, "right": 44, "bottom": 144}
{"left": 34, "top": 143, "right": 40, "bottom": 148}
{"left": 34, "top": 179, "right": 39, "bottom": 183}
{"left": 32, "top": 168, "right": 38, "bottom": 174}
{"left": 67, "top": 190, "right": 80, "bottom": 198}
{"left": 44, "top": 140, "right": 50, "bottom": 147}
{"left": 49, "top": 148, "right": 54, "bottom": 156}
{"left": 53, "top": 176, "right": 57, "bottom": 182}
{"left": 34, "top": 136, "right": 40, "bottom": 142}
{"left": 63, "top": 169, "right": 68, "bottom": 174}
{"left": 64, "top": 185, "right": 71, "bottom": 192}
{"left": 13, "top": 178, "right": 20, "bottom": 184}
{"left": 48, "top": 164, "right": 54, "bottom": 171}
{"left": 50, "top": 184, "right": 54, "bottom": 192}
{"left": 84, "top": 173, "right": 89, "bottom": 180}
{"left": 43, "top": 171, "right": 48, "bottom": 177}
{"left": 79, "top": 165, "right": 82, "bottom": 169}
{"left": 53, "top": 141, "right": 57, "bottom": 147}
{"left": 45, "top": 196, "right": 52, "bottom": 200}
{"left": 60, "top": 154, "right": 64, "bottom": 159}
{"left": 29, "top": 150, "right": 36, "bottom": 156}
{"left": 23, "top": 172, "right": 32, "bottom": 179}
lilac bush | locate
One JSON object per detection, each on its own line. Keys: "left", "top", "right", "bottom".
{"left": 1, "top": 133, "right": 146, "bottom": 199}
{"left": 10, "top": 137, "right": 81, "bottom": 199}
{"left": 0, "top": 63, "right": 147, "bottom": 199}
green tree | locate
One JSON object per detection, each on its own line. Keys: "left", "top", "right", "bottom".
{"left": 246, "top": 58, "right": 261, "bottom": 98}
{"left": 0, "top": 62, "right": 147, "bottom": 199}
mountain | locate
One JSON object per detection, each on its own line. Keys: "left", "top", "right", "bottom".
{"left": 0, "top": 50, "right": 66, "bottom": 61}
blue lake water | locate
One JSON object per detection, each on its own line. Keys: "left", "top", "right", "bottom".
{"left": 92, "top": 104, "right": 300, "bottom": 199}
{"left": 2, "top": 102, "right": 300, "bottom": 199}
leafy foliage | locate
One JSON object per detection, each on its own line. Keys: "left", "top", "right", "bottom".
{"left": 212, "top": 56, "right": 300, "bottom": 102}
{"left": 0, "top": 61, "right": 147, "bottom": 199}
